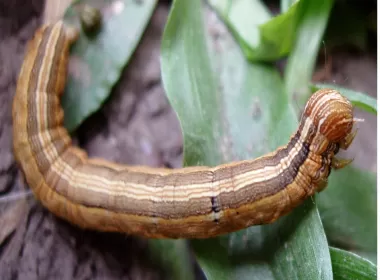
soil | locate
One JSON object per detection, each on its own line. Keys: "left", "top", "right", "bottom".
{"left": 0, "top": 1, "right": 376, "bottom": 280}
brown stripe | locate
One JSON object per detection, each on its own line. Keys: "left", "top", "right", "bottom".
{"left": 27, "top": 25, "right": 55, "bottom": 174}
{"left": 217, "top": 130, "right": 310, "bottom": 210}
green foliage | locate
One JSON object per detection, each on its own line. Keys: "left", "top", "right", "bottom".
{"left": 63, "top": 0, "right": 157, "bottom": 132}
{"left": 330, "top": 247, "right": 377, "bottom": 280}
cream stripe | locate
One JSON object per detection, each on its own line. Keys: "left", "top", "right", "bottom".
{"left": 46, "top": 136, "right": 305, "bottom": 202}
{"left": 36, "top": 23, "right": 62, "bottom": 164}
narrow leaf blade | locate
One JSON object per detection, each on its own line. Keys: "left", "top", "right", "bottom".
{"left": 330, "top": 247, "right": 377, "bottom": 280}
{"left": 63, "top": 0, "right": 157, "bottom": 131}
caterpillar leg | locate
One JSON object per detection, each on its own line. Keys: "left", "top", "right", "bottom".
{"left": 332, "top": 129, "right": 357, "bottom": 170}
{"left": 339, "top": 129, "right": 357, "bottom": 150}
{"left": 332, "top": 157, "right": 353, "bottom": 170}
{"left": 316, "top": 178, "right": 328, "bottom": 192}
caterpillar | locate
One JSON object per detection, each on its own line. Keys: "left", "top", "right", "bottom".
{"left": 12, "top": 21, "right": 356, "bottom": 239}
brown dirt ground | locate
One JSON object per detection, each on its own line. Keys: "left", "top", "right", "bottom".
{"left": 0, "top": 1, "right": 376, "bottom": 280}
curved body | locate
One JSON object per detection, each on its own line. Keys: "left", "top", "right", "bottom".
{"left": 12, "top": 21, "right": 355, "bottom": 239}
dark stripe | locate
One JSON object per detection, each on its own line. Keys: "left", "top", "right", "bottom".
{"left": 211, "top": 196, "right": 221, "bottom": 213}
{"left": 76, "top": 127, "right": 301, "bottom": 188}
{"left": 212, "top": 127, "right": 302, "bottom": 183}
{"left": 217, "top": 127, "right": 311, "bottom": 210}
{"left": 27, "top": 25, "right": 55, "bottom": 174}
{"left": 27, "top": 26, "right": 54, "bottom": 95}
{"left": 211, "top": 196, "right": 221, "bottom": 222}
{"left": 27, "top": 24, "right": 69, "bottom": 178}
{"left": 46, "top": 24, "right": 66, "bottom": 130}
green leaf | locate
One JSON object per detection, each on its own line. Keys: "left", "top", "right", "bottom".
{"left": 161, "top": 0, "right": 222, "bottom": 167}
{"left": 208, "top": 0, "right": 301, "bottom": 62}
{"left": 330, "top": 247, "right": 377, "bottom": 280}
{"left": 284, "top": 0, "right": 333, "bottom": 101}
{"left": 147, "top": 239, "right": 195, "bottom": 280}
{"left": 208, "top": 0, "right": 334, "bottom": 64}
{"left": 190, "top": 237, "right": 233, "bottom": 280}
{"left": 317, "top": 166, "right": 377, "bottom": 254}
{"left": 62, "top": 0, "right": 157, "bottom": 132}
{"left": 161, "top": 0, "right": 333, "bottom": 278}
{"left": 311, "top": 83, "right": 377, "bottom": 114}
{"left": 281, "top": 0, "right": 298, "bottom": 13}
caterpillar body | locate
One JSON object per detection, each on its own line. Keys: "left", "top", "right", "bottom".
{"left": 12, "top": 21, "right": 355, "bottom": 239}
